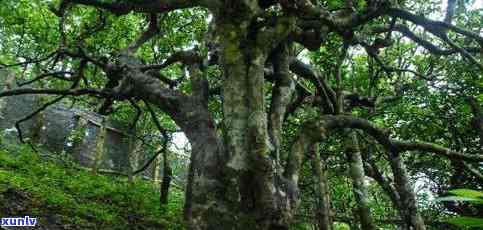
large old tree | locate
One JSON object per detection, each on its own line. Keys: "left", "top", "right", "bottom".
{"left": 0, "top": 0, "right": 482, "bottom": 229}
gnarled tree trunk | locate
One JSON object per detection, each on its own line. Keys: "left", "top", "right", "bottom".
{"left": 388, "top": 151, "right": 426, "bottom": 230}
{"left": 310, "top": 144, "right": 333, "bottom": 230}
{"left": 344, "top": 131, "right": 376, "bottom": 230}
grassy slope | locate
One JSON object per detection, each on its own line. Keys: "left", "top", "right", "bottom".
{"left": 0, "top": 144, "right": 184, "bottom": 230}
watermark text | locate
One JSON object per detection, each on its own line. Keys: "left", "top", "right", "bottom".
{"left": 1, "top": 216, "right": 37, "bottom": 227}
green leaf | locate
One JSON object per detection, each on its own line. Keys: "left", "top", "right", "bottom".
{"left": 447, "top": 217, "right": 483, "bottom": 227}
{"left": 448, "top": 189, "right": 483, "bottom": 200}
{"left": 435, "top": 196, "right": 479, "bottom": 202}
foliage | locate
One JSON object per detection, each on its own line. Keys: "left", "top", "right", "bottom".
{"left": 437, "top": 189, "right": 483, "bottom": 229}
{"left": 0, "top": 141, "right": 184, "bottom": 229}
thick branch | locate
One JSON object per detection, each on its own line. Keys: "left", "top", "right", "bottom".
{"left": 388, "top": 151, "right": 426, "bottom": 229}
{"left": 64, "top": 0, "right": 217, "bottom": 15}
{"left": 285, "top": 0, "right": 389, "bottom": 29}
{"left": 313, "top": 115, "right": 483, "bottom": 161}
{"left": 344, "top": 131, "right": 376, "bottom": 230}
{"left": 372, "top": 25, "right": 481, "bottom": 56}
{"left": 286, "top": 115, "right": 483, "bottom": 186}
{"left": 125, "top": 14, "right": 161, "bottom": 55}
{"left": 0, "top": 87, "right": 108, "bottom": 98}
{"left": 290, "top": 59, "right": 336, "bottom": 112}
{"left": 388, "top": 8, "right": 483, "bottom": 44}
{"left": 309, "top": 144, "right": 333, "bottom": 230}
{"left": 444, "top": 0, "right": 457, "bottom": 23}
{"left": 141, "top": 50, "right": 202, "bottom": 71}
{"left": 268, "top": 43, "right": 296, "bottom": 163}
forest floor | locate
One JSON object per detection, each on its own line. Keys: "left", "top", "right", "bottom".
{"left": 0, "top": 141, "right": 184, "bottom": 230}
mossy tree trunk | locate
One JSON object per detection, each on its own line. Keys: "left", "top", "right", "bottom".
{"left": 389, "top": 151, "right": 426, "bottom": 230}
{"left": 344, "top": 131, "right": 376, "bottom": 230}
{"left": 310, "top": 144, "right": 333, "bottom": 230}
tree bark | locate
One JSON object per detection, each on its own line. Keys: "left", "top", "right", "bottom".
{"left": 179, "top": 101, "right": 228, "bottom": 230}
{"left": 309, "top": 144, "right": 333, "bottom": 230}
{"left": 160, "top": 148, "right": 172, "bottom": 205}
{"left": 344, "top": 131, "right": 376, "bottom": 230}
{"left": 219, "top": 21, "right": 283, "bottom": 228}
{"left": 389, "top": 151, "right": 426, "bottom": 230}
{"left": 184, "top": 12, "right": 299, "bottom": 230}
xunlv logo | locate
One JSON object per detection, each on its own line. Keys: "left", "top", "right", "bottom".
{"left": 1, "top": 216, "right": 37, "bottom": 227}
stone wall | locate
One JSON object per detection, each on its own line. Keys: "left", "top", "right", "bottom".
{"left": 0, "top": 70, "right": 160, "bottom": 179}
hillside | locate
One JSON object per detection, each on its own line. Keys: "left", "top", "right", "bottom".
{"left": 0, "top": 141, "right": 184, "bottom": 230}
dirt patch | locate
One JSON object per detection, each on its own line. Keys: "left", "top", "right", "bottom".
{"left": 0, "top": 186, "right": 71, "bottom": 230}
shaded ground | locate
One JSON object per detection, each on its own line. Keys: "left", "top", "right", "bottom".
{"left": 0, "top": 142, "right": 184, "bottom": 230}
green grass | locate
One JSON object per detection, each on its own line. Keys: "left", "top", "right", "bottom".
{"left": 0, "top": 143, "right": 184, "bottom": 229}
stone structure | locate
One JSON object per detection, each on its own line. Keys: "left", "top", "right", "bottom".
{"left": 0, "top": 70, "right": 160, "bottom": 179}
